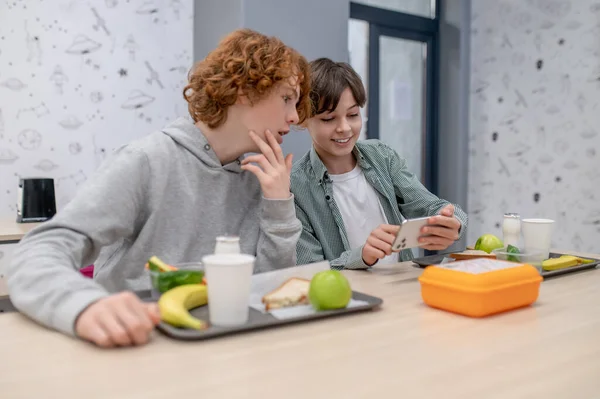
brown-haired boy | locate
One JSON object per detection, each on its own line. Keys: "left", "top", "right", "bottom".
{"left": 7, "top": 29, "right": 310, "bottom": 347}
{"left": 291, "top": 58, "right": 468, "bottom": 269}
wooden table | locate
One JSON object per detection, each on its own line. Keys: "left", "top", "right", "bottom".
{"left": 0, "top": 219, "right": 40, "bottom": 243}
{"left": 1, "top": 254, "right": 599, "bottom": 398}
{"left": 0, "top": 219, "right": 40, "bottom": 281}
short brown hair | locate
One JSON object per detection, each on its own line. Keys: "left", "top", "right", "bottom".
{"left": 183, "top": 29, "right": 311, "bottom": 128}
{"left": 309, "top": 58, "right": 366, "bottom": 116}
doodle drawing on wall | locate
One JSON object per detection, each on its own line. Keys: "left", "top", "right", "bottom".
{"left": 34, "top": 159, "right": 59, "bottom": 172}
{"left": 145, "top": 61, "right": 164, "bottom": 89}
{"left": 25, "top": 21, "right": 43, "bottom": 65}
{"left": 0, "top": 78, "right": 27, "bottom": 91}
{"left": 59, "top": 115, "right": 83, "bottom": 130}
{"left": 122, "top": 90, "right": 155, "bottom": 109}
{"left": 66, "top": 35, "right": 102, "bottom": 55}
{"left": 137, "top": 1, "right": 159, "bottom": 15}
{"left": 91, "top": 7, "right": 111, "bottom": 36}
{"left": 0, "top": 148, "right": 19, "bottom": 165}
{"left": 18, "top": 129, "right": 43, "bottom": 151}
{"left": 124, "top": 35, "right": 139, "bottom": 61}
{"left": 0, "top": 0, "right": 194, "bottom": 220}
{"left": 17, "top": 103, "right": 50, "bottom": 119}
{"left": 49, "top": 65, "right": 69, "bottom": 94}
{"left": 69, "top": 142, "right": 83, "bottom": 155}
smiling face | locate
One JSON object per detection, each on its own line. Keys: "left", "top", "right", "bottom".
{"left": 306, "top": 87, "right": 362, "bottom": 163}
{"left": 238, "top": 78, "right": 301, "bottom": 146}
{"left": 305, "top": 58, "right": 367, "bottom": 172}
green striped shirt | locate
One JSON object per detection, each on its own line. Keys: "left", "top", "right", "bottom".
{"left": 290, "top": 139, "right": 468, "bottom": 270}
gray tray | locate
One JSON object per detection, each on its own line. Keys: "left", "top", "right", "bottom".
{"left": 0, "top": 291, "right": 383, "bottom": 340}
{"left": 410, "top": 252, "right": 600, "bottom": 278}
{"left": 0, "top": 295, "right": 16, "bottom": 313}
{"left": 156, "top": 291, "right": 383, "bottom": 341}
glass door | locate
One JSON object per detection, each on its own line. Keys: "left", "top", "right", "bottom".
{"left": 377, "top": 32, "right": 427, "bottom": 181}
{"left": 349, "top": 2, "right": 439, "bottom": 193}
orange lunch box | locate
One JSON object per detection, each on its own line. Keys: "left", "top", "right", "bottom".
{"left": 418, "top": 258, "right": 543, "bottom": 317}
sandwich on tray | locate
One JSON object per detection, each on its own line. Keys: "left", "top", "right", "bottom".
{"left": 261, "top": 278, "right": 311, "bottom": 311}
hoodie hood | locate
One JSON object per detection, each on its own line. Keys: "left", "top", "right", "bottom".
{"left": 160, "top": 116, "right": 243, "bottom": 173}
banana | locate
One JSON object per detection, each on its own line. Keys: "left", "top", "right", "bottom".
{"left": 158, "top": 284, "right": 208, "bottom": 330}
{"left": 542, "top": 255, "right": 596, "bottom": 271}
{"left": 542, "top": 256, "right": 579, "bottom": 271}
{"left": 561, "top": 255, "right": 595, "bottom": 265}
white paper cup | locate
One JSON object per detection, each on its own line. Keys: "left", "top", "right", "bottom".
{"left": 521, "top": 218, "right": 555, "bottom": 260}
{"left": 202, "top": 253, "right": 255, "bottom": 326}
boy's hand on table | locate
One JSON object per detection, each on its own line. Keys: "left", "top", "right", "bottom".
{"left": 75, "top": 292, "right": 161, "bottom": 348}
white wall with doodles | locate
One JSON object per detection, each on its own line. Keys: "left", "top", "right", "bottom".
{"left": 0, "top": 0, "right": 194, "bottom": 218}
{"left": 468, "top": 0, "right": 600, "bottom": 252}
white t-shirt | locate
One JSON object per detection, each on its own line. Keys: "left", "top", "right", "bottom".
{"left": 330, "top": 165, "right": 399, "bottom": 265}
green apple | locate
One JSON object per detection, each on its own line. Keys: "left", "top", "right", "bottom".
{"left": 309, "top": 270, "right": 352, "bottom": 311}
{"left": 474, "top": 234, "right": 504, "bottom": 254}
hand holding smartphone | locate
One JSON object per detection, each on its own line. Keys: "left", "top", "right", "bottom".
{"left": 391, "top": 217, "right": 431, "bottom": 252}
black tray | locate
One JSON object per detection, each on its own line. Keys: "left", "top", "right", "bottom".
{"left": 410, "top": 252, "right": 600, "bottom": 278}
{"left": 156, "top": 291, "right": 382, "bottom": 341}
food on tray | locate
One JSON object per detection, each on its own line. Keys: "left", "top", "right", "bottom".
{"left": 542, "top": 255, "right": 593, "bottom": 271}
{"left": 577, "top": 257, "right": 595, "bottom": 264}
{"left": 262, "top": 277, "right": 310, "bottom": 310}
{"left": 449, "top": 249, "right": 497, "bottom": 260}
{"left": 154, "top": 269, "right": 205, "bottom": 293}
{"left": 308, "top": 270, "right": 352, "bottom": 311}
{"left": 146, "top": 256, "right": 178, "bottom": 272}
{"left": 474, "top": 234, "right": 504, "bottom": 254}
{"left": 147, "top": 256, "right": 206, "bottom": 293}
{"left": 542, "top": 256, "right": 578, "bottom": 271}
{"left": 559, "top": 255, "right": 595, "bottom": 265}
{"left": 158, "top": 284, "right": 208, "bottom": 330}
{"left": 506, "top": 244, "right": 520, "bottom": 262}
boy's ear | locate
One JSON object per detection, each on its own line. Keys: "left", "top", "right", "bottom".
{"left": 236, "top": 87, "right": 251, "bottom": 106}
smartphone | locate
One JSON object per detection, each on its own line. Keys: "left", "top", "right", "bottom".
{"left": 391, "top": 216, "right": 431, "bottom": 251}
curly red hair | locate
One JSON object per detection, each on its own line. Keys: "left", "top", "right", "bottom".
{"left": 183, "top": 29, "right": 311, "bottom": 128}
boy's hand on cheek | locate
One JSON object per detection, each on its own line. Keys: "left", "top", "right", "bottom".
{"left": 241, "top": 130, "right": 293, "bottom": 200}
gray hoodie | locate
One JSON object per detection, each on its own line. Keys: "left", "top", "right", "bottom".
{"left": 7, "top": 117, "right": 302, "bottom": 336}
